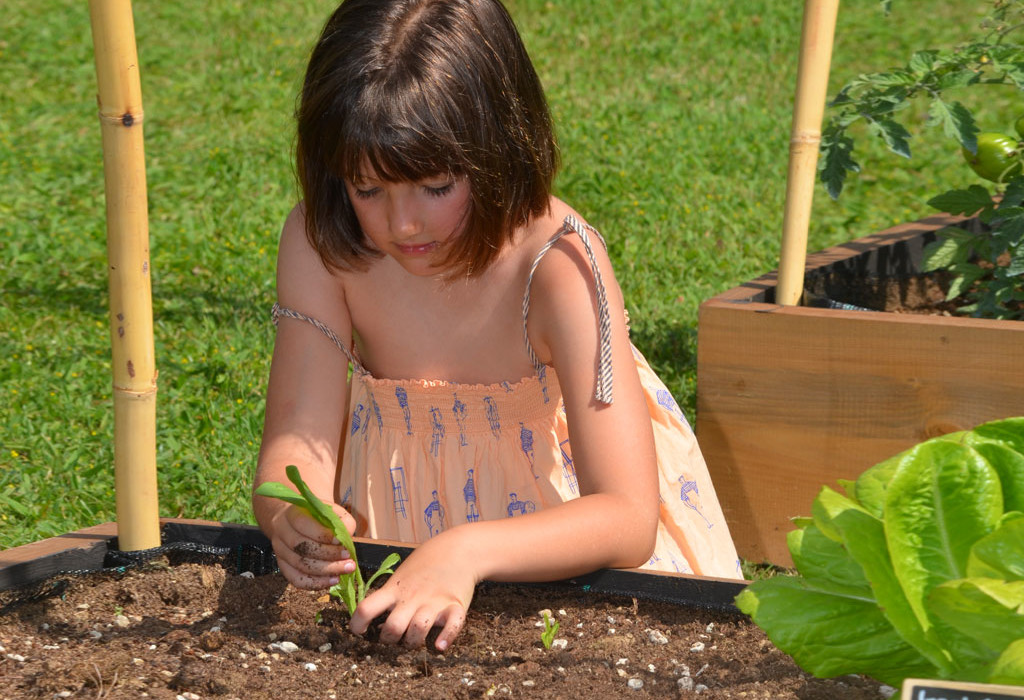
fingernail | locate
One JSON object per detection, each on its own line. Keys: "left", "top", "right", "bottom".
{"left": 437, "top": 639, "right": 448, "bottom": 651}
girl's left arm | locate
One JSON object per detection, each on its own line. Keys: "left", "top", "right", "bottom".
{"left": 351, "top": 227, "right": 660, "bottom": 650}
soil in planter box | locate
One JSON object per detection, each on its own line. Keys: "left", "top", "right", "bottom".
{"left": 806, "top": 270, "right": 967, "bottom": 316}
{"left": 0, "top": 561, "right": 891, "bottom": 699}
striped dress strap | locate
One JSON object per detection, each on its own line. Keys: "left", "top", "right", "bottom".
{"left": 271, "top": 302, "right": 367, "bottom": 375}
{"left": 522, "top": 214, "right": 614, "bottom": 405}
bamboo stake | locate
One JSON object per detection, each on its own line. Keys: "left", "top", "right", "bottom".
{"left": 88, "top": 0, "right": 160, "bottom": 551}
{"left": 776, "top": 0, "right": 840, "bottom": 306}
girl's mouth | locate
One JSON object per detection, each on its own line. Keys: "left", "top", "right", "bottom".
{"left": 396, "top": 242, "right": 438, "bottom": 256}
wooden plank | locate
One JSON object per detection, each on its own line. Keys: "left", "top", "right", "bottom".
{"left": 2, "top": 520, "right": 747, "bottom": 610}
{"left": 0, "top": 522, "right": 118, "bottom": 591}
{"left": 695, "top": 216, "right": 1024, "bottom": 566}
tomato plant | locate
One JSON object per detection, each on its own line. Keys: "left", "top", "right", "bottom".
{"left": 820, "top": 0, "right": 1024, "bottom": 320}
{"left": 962, "top": 132, "right": 1023, "bottom": 183}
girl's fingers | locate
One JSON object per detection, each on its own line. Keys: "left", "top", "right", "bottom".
{"left": 433, "top": 604, "right": 467, "bottom": 652}
{"left": 350, "top": 589, "right": 397, "bottom": 637}
{"left": 276, "top": 556, "right": 338, "bottom": 590}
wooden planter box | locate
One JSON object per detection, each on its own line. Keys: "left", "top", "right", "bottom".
{"left": 695, "top": 213, "right": 1024, "bottom": 566}
{"left": 0, "top": 519, "right": 745, "bottom": 608}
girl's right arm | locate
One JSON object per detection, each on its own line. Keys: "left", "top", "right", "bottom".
{"left": 253, "top": 204, "right": 358, "bottom": 589}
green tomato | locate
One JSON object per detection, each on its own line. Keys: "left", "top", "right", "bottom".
{"left": 962, "top": 132, "right": 1023, "bottom": 182}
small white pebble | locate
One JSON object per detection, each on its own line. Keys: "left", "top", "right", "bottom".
{"left": 695, "top": 663, "right": 709, "bottom": 677}
{"left": 695, "top": 684, "right": 708, "bottom": 693}
{"left": 551, "top": 639, "right": 568, "bottom": 650}
{"left": 304, "top": 662, "right": 317, "bottom": 672}
{"left": 575, "top": 622, "right": 583, "bottom": 628}
{"left": 279, "top": 641, "right": 300, "bottom": 654}
{"left": 556, "top": 667, "right": 565, "bottom": 673}
{"left": 54, "top": 692, "right": 72, "bottom": 699}
{"left": 318, "top": 643, "right": 332, "bottom": 653}
{"left": 705, "top": 623, "right": 714, "bottom": 634}
{"left": 115, "top": 615, "right": 130, "bottom": 628}
{"left": 259, "top": 665, "right": 272, "bottom": 673}
{"left": 689, "top": 642, "right": 705, "bottom": 652}
{"left": 558, "top": 609, "right": 567, "bottom": 616}
{"left": 149, "top": 644, "right": 157, "bottom": 650}
{"left": 608, "top": 628, "right": 616, "bottom": 634}
{"left": 42, "top": 645, "right": 60, "bottom": 650}
{"left": 616, "top": 658, "right": 629, "bottom": 666}
{"left": 606, "top": 615, "right": 616, "bottom": 624}
{"left": 616, "top": 668, "right": 628, "bottom": 678}
{"left": 678, "top": 676, "right": 694, "bottom": 691}
{"left": 6, "top": 654, "right": 26, "bottom": 662}
{"left": 627, "top": 678, "right": 644, "bottom": 690}
{"left": 522, "top": 680, "right": 535, "bottom": 688}
{"left": 0, "top": 644, "right": 4, "bottom": 653}
{"left": 76, "top": 603, "right": 89, "bottom": 610}
{"left": 240, "top": 571, "right": 255, "bottom": 579}
{"left": 40, "top": 623, "right": 50, "bottom": 631}
{"left": 133, "top": 658, "right": 144, "bottom": 666}
{"left": 647, "top": 664, "right": 656, "bottom": 673}
{"left": 646, "top": 629, "right": 668, "bottom": 645}
{"left": 179, "top": 693, "right": 201, "bottom": 700}
{"left": 88, "top": 631, "right": 102, "bottom": 640}
{"left": 268, "top": 633, "right": 277, "bottom": 641}
{"left": 210, "top": 626, "right": 221, "bottom": 633}
{"left": 219, "top": 616, "right": 228, "bottom": 622}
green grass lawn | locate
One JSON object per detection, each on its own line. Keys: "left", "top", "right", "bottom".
{"left": 1, "top": 0, "right": 1015, "bottom": 548}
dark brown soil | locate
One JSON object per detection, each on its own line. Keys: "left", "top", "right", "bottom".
{"left": 0, "top": 560, "right": 893, "bottom": 699}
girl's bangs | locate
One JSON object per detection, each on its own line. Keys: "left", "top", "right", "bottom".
{"left": 335, "top": 92, "right": 463, "bottom": 183}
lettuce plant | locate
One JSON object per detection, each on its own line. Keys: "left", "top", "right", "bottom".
{"left": 735, "top": 417, "right": 1024, "bottom": 687}
{"left": 255, "top": 465, "right": 400, "bottom": 615}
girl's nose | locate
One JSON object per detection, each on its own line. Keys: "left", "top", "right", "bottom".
{"left": 388, "top": 197, "right": 421, "bottom": 239}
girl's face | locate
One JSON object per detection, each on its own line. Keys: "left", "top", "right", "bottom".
{"left": 344, "top": 167, "right": 471, "bottom": 277}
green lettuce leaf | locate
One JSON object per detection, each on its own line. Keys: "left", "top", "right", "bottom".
{"left": 884, "top": 441, "right": 1003, "bottom": 628}
{"left": 967, "top": 515, "right": 1024, "bottom": 580}
{"left": 812, "top": 486, "right": 951, "bottom": 674}
{"left": 989, "top": 639, "right": 1024, "bottom": 685}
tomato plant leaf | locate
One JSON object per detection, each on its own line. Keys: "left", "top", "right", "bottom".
{"left": 926, "top": 99, "right": 977, "bottom": 149}
{"left": 926, "top": 185, "right": 993, "bottom": 216}
{"left": 868, "top": 118, "right": 912, "bottom": 158}
{"left": 819, "top": 126, "right": 859, "bottom": 200}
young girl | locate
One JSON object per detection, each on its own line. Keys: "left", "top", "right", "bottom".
{"left": 254, "top": 0, "right": 741, "bottom": 652}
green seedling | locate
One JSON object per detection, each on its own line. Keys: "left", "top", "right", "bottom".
{"left": 540, "top": 610, "right": 560, "bottom": 650}
{"left": 255, "top": 465, "right": 401, "bottom": 615}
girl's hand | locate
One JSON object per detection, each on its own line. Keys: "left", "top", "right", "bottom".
{"left": 268, "top": 502, "right": 358, "bottom": 589}
{"left": 349, "top": 535, "right": 476, "bottom": 651}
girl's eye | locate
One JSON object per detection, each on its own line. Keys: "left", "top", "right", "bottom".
{"left": 424, "top": 182, "right": 454, "bottom": 198}
{"left": 352, "top": 187, "right": 379, "bottom": 200}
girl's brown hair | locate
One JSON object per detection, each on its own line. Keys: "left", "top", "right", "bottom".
{"left": 296, "top": 0, "right": 559, "bottom": 276}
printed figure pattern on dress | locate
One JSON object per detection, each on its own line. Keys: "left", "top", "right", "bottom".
{"left": 424, "top": 490, "right": 445, "bottom": 536}
{"left": 463, "top": 469, "right": 480, "bottom": 523}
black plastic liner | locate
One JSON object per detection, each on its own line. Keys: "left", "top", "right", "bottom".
{"left": 1, "top": 521, "right": 747, "bottom": 615}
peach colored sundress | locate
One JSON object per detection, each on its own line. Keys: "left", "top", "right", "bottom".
{"left": 273, "top": 216, "right": 742, "bottom": 580}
